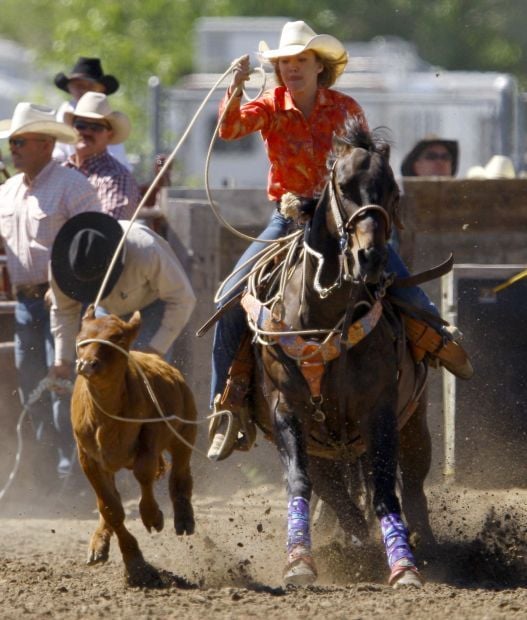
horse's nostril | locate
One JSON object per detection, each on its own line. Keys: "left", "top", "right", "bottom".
{"left": 359, "top": 247, "right": 379, "bottom": 265}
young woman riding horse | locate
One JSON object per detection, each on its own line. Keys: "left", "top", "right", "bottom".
{"left": 209, "top": 20, "right": 468, "bottom": 463}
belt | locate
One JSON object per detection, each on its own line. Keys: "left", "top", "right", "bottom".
{"left": 15, "top": 282, "right": 48, "bottom": 299}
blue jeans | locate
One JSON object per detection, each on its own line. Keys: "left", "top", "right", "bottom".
{"left": 14, "top": 296, "right": 73, "bottom": 469}
{"left": 96, "top": 298, "right": 176, "bottom": 363}
{"left": 210, "top": 210, "right": 440, "bottom": 402}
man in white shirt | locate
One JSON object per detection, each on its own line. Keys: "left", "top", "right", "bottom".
{"left": 0, "top": 102, "right": 102, "bottom": 479}
{"left": 49, "top": 212, "right": 196, "bottom": 381}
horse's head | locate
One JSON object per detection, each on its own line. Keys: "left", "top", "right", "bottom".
{"left": 75, "top": 304, "right": 142, "bottom": 385}
{"left": 323, "top": 119, "right": 401, "bottom": 285}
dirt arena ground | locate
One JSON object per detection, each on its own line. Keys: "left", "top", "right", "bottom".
{"left": 2, "top": 433, "right": 527, "bottom": 620}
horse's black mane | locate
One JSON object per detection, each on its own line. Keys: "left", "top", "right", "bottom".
{"left": 329, "top": 117, "right": 392, "bottom": 164}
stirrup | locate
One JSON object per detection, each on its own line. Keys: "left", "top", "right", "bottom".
{"left": 207, "top": 399, "right": 239, "bottom": 462}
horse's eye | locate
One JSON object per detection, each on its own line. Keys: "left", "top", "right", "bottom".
{"left": 338, "top": 183, "right": 352, "bottom": 199}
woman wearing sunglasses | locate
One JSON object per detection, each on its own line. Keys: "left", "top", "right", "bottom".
{"left": 401, "top": 136, "right": 459, "bottom": 177}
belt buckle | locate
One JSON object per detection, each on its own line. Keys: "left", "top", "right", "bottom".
{"left": 16, "top": 283, "right": 46, "bottom": 299}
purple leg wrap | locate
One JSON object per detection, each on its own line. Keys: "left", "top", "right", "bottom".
{"left": 287, "top": 496, "right": 311, "bottom": 552}
{"left": 380, "top": 513, "right": 416, "bottom": 569}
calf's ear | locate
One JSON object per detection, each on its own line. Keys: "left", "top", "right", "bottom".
{"left": 128, "top": 310, "right": 142, "bottom": 331}
{"left": 82, "top": 304, "right": 96, "bottom": 320}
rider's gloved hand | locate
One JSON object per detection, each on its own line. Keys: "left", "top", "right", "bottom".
{"left": 229, "top": 54, "right": 251, "bottom": 96}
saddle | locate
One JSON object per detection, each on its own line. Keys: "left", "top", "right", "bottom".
{"left": 200, "top": 253, "right": 472, "bottom": 459}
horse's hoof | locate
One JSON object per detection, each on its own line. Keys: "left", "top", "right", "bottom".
{"left": 283, "top": 557, "right": 317, "bottom": 587}
{"left": 390, "top": 564, "right": 424, "bottom": 589}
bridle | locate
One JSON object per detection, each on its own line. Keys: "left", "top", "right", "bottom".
{"left": 304, "top": 159, "right": 393, "bottom": 298}
{"left": 328, "top": 159, "right": 393, "bottom": 242}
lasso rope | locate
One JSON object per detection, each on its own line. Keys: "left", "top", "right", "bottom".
{"left": 85, "top": 60, "right": 276, "bottom": 453}
{"left": 204, "top": 69, "right": 303, "bottom": 247}
{"left": 83, "top": 58, "right": 324, "bottom": 454}
{"left": 0, "top": 377, "right": 73, "bottom": 503}
{"left": 94, "top": 60, "right": 261, "bottom": 310}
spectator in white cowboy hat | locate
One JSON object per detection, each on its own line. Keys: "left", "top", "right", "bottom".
{"left": 48, "top": 212, "right": 196, "bottom": 377}
{"left": 467, "top": 155, "right": 516, "bottom": 179}
{"left": 62, "top": 91, "right": 140, "bottom": 220}
{"left": 401, "top": 135, "right": 459, "bottom": 177}
{"left": 0, "top": 102, "right": 102, "bottom": 480}
{"left": 53, "top": 57, "right": 131, "bottom": 170}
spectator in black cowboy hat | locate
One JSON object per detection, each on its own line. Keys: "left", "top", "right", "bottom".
{"left": 53, "top": 57, "right": 130, "bottom": 169}
{"left": 401, "top": 135, "right": 459, "bottom": 177}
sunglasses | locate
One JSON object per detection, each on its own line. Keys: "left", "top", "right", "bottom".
{"left": 421, "top": 151, "right": 452, "bottom": 162}
{"left": 8, "top": 137, "right": 49, "bottom": 148}
{"left": 73, "top": 120, "right": 111, "bottom": 133}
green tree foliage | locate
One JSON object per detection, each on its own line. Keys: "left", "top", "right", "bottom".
{"left": 0, "top": 0, "right": 525, "bottom": 161}
{"left": 220, "top": 0, "right": 526, "bottom": 79}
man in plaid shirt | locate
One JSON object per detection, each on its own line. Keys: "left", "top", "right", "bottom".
{"left": 63, "top": 91, "right": 139, "bottom": 220}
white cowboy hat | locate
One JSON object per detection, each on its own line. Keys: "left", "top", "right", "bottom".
{"left": 466, "top": 165, "right": 486, "bottom": 179}
{"left": 63, "top": 91, "right": 131, "bottom": 144}
{"left": 258, "top": 21, "right": 348, "bottom": 78}
{"left": 484, "top": 155, "right": 516, "bottom": 179}
{"left": 0, "top": 102, "right": 78, "bottom": 143}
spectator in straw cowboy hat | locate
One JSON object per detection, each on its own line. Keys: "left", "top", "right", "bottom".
{"left": 401, "top": 135, "right": 459, "bottom": 177}
{"left": 0, "top": 102, "right": 102, "bottom": 479}
{"left": 53, "top": 57, "right": 131, "bottom": 169}
{"left": 62, "top": 91, "right": 139, "bottom": 220}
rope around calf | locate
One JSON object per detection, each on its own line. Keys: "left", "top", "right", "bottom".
{"left": 76, "top": 338, "right": 226, "bottom": 458}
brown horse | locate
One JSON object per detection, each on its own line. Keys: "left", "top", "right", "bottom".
{"left": 243, "top": 119, "right": 434, "bottom": 588}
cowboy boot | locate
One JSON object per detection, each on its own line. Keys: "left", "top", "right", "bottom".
{"left": 404, "top": 315, "right": 473, "bottom": 380}
{"left": 207, "top": 334, "right": 256, "bottom": 461}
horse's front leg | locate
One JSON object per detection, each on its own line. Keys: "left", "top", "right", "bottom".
{"left": 363, "top": 398, "right": 423, "bottom": 588}
{"left": 399, "top": 398, "right": 436, "bottom": 548}
{"left": 274, "top": 400, "right": 317, "bottom": 586}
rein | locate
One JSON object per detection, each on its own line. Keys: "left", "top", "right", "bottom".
{"left": 303, "top": 165, "right": 393, "bottom": 299}
{"left": 329, "top": 161, "right": 392, "bottom": 240}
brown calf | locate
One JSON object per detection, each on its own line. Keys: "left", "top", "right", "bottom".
{"left": 72, "top": 305, "right": 197, "bottom": 585}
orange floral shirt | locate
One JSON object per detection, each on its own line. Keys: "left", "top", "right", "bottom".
{"left": 219, "top": 86, "right": 368, "bottom": 202}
